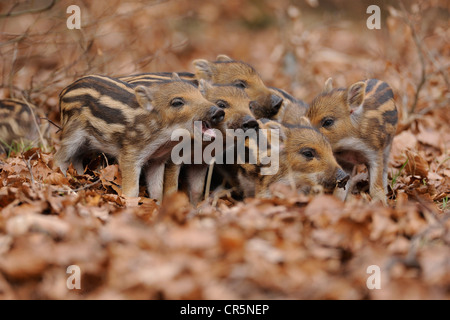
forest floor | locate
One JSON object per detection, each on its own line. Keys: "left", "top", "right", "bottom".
{"left": 0, "top": 0, "right": 448, "bottom": 299}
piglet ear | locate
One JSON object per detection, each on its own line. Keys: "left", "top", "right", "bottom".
{"left": 347, "top": 81, "right": 366, "bottom": 109}
{"left": 261, "top": 120, "right": 287, "bottom": 143}
{"left": 216, "top": 54, "right": 233, "bottom": 62}
{"left": 298, "top": 116, "right": 312, "bottom": 127}
{"left": 198, "top": 79, "right": 213, "bottom": 96}
{"left": 135, "top": 85, "right": 155, "bottom": 112}
{"left": 171, "top": 72, "right": 182, "bottom": 81}
{"left": 323, "top": 77, "right": 333, "bottom": 93}
{"left": 193, "top": 59, "right": 213, "bottom": 80}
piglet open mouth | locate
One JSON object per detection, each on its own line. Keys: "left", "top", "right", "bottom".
{"left": 202, "top": 121, "right": 216, "bottom": 140}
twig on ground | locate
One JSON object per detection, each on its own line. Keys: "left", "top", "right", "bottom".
{"left": 21, "top": 151, "right": 38, "bottom": 185}
{"left": 52, "top": 179, "right": 101, "bottom": 194}
{"left": 101, "top": 153, "right": 110, "bottom": 168}
{"left": 21, "top": 96, "right": 49, "bottom": 152}
{"left": 399, "top": 1, "right": 427, "bottom": 115}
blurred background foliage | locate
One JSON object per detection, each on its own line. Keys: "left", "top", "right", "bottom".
{"left": 0, "top": 0, "right": 448, "bottom": 126}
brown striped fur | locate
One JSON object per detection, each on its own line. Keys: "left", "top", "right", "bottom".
{"left": 268, "top": 87, "right": 308, "bottom": 124}
{"left": 164, "top": 81, "right": 258, "bottom": 204}
{"left": 55, "top": 74, "right": 224, "bottom": 202}
{"left": 306, "top": 78, "right": 398, "bottom": 204}
{"left": 237, "top": 118, "right": 349, "bottom": 198}
{"left": 119, "top": 55, "right": 308, "bottom": 123}
{"left": 193, "top": 55, "right": 284, "bottom": 120}
{"left": 0, "top": 99, "right": 49, "bottom": 153}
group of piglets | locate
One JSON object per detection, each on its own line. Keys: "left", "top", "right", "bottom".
{"left": 0, "top": 55, "right": 397, "bottom": 205}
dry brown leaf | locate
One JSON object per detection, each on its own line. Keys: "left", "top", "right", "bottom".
{"left": 0, "top": 187, "right": 18, "bottom": 208}
{"left": 370, "top": 209, "right": 399, "bottom": 242}
{"left": 0, "top": 235, "right": 13, "bottom": 255}
{"left": 0, "top": 247, "right": 49, "bottom": 280}
{"left": 304, "top": 195, "right": 345, "bottom": 228}
{"left": 417, "top": 123, "right": 442, "bottom": 149}
{"left": 6, "top": 213, "right": 70, "bottom": 238}
{"left": 405, "top": 150, "right": 429, "bottom": 178}
{"left": 165, "top": 227, "right": 217, "bottom": 251}
{"left": 159, "top": 192, "right": 192, "bottom": 224}
{"left": 99, "top": 165, "right": 122, "bottom": 195}
{"left": 44, "top": 172, "right": 70, "bottom": 185}
{"left": 100, "top": 165, "right": 121, "bottom": 185}
{"left": 390, "top": 130, "right": 417, "bottom": 166}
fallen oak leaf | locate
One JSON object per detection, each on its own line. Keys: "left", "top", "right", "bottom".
{"left": 100, "top": 164, "right": 120, "bottom": 183}
{"left": 86, "top": 193, "right": 102, "bottom": 206}
{"left": 102, "top": 193, "right": 125, "bottom": 206}
{"left": 0, "top": 187, "right": 18, "bottom": 207}
{"left": 416, "top": 122, "right": 442, "bottom": 149}
{"left": 66, "top": 163, "right": 81, "bottom": 177}
{"left": 1, "top": 160, "right": 29, "bottom": 175}
{"left": 159, "top": 192, "right": 192, "bottom": 224}
{"left": 246, "top": 238, "right": 285, "bottom": 264}
{"left": 6, "top": 201, "right": 48, "bottom": 217}
{"left": 122, "top": 196, "right": 141, "bottom": 208}
{"left": 164, "top": 226, "right": 218, "bottom": 251}
{"left": 134, "top": 197, "right": 158, "bottom": 223}
{"left": 43, "top": 187, "right": 66, "bottom": 213}
{"left": 0, "top": 235, "right": 13, "bottom": 255}
{"left": 50, "top": 179, "right": 102, "bottom": 195}
{"left": 390, "top": 130, "right": 417, "bottom": 167}
{"left": 87, "top": 206, "right": 110, "bottom": 222}
{"left": 405, "top": 150, "right": 428, "bottom": 178}
{"left": 427, "top": 171, "right": 443, "bottom": 181}
{"left": 304, "top": 195, "right": 345, "bottom": 228}
{"left": 370, "top": 207, "right": 399, "bottom": 242}
{"left": 44, "top": 172, "right": 70, "bottom": 186}
{"left": 99, "top": 164, "right": 122, "bottom": 195}
{"left": 31, "top": 158, "right": 54, "bottom": 181}
{"left": 6, "top": 212, "right": 70, "bottom": 238}
{"left": 0, "top": 247, "right": 49, "bottom": 280}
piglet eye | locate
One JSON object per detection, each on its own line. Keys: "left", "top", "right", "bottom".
{"left": 300, "top": 148, "right": 316, "bottom": 160}
{"left": 216, "top": 100, "right": 228, "bottom": 109}
{"left": 235, "top": 80, "right": 247, "bottom": 89}
{"left": 171, "top": 98, "right": 184, "bottom": 108}
{"left": 321, "top": 118, "right": 334, "bottom": 128}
